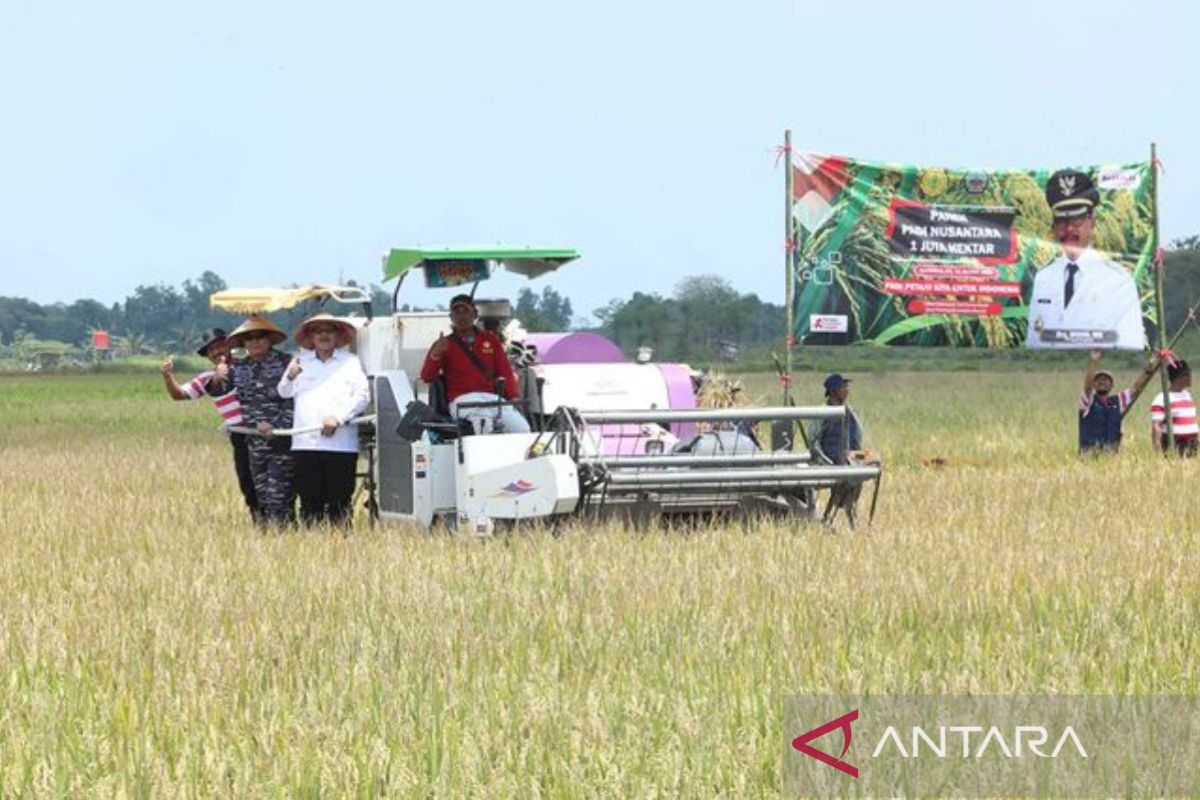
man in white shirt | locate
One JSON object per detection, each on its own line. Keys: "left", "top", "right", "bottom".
{"left": 277, "top": 313, "right": 370, "bottom": 525}
{"left": 1027, "top": 169, "right": 1145, "bottom": 350}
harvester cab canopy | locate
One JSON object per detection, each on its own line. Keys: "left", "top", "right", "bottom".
{"left": 382, "top": 246, "right": 580, "bottom": 307}
{"left": 383, "top": 246, "right": 579, "bottom": 284}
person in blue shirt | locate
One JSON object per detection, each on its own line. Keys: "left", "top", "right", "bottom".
{"left": 810, "top": 373, "right": 861, "bottom": 466}
{"left": 808, "top": 373, "right": 870, "bottom": 526}
{"left": 1079, "top": 349, "right": 1159, "bottom": 453}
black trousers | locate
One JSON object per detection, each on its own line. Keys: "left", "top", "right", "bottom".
{"left": 294, "top": 450, "right": 358, "bottom": 525}
{"left": 1159, "top": 434, "right": 1199, "bottom": 457}
{"left": 229, "top": 432, "right": 260, "bottom": 521}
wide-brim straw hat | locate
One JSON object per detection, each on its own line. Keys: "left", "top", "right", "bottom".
{"left": 294, "top": 312, "right": 357, "bottom": 349}
{"left": 228, "top": 315, "right": 287, "bottom": 346}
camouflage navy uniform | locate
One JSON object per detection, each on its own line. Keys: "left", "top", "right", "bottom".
{"left": 233, "top": 350, "right": 296, "bottom": 524}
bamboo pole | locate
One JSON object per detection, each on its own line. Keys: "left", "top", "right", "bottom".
{"left": 1120, "top": 300, "right": 1199, "bottom": 419}
{"left": 783, "top": 129, "right": 795, "bottom": 405}
{"left": 1151, "top": 142, "right": 1174, "bottom": 454}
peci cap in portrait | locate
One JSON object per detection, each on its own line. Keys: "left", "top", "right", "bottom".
{"left": 1045, "top": 169, "right": 1099, "bottom": 220}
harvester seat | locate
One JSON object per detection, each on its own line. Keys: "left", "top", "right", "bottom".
{"left": 430, "top": 375, "right": 533, "bottom": 437}
{"left": 400, "top": 378, "right": 471, "bottom": 442}
{"left": 428, "top": 375, "right": 451, "bottom": 419}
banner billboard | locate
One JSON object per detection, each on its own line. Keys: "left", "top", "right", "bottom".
{"left": 790, "top": 153, "right": 1156, "bottom": 349}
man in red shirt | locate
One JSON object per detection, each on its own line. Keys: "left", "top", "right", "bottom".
{"left": 420, "top": 294, "right": 529, "bottom": 433}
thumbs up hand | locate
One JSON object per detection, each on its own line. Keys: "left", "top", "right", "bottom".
{"left": 430, "top": 332, "right": 449, "bottom": 360}
{"left": 286, "top": 358, "right": 303, "bottom": 380}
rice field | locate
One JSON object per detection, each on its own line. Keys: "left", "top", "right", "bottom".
{"left": 0, "top": 369, "right": 1197, "bottom": 797}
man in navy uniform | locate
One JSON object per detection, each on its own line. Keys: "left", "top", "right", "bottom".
{"left": 1027, "top": 169, "right": 1145, "bottom": 350}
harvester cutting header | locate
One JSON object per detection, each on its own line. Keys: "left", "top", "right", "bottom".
{"left": 211, "top": 246, "right": 881, "bottom": 531}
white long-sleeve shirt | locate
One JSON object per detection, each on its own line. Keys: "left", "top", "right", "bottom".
{"left": 1027, "top": 248, "right": 1145, "bottom": 350}
{"left": 276, "top": 349, "right": 370, "bottom": 453}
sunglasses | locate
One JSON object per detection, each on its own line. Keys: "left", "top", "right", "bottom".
{"left": 242, "top": 331, "right": 270, "bottom": 341}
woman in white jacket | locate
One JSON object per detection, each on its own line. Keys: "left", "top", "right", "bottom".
{"left": 277, "top": 313, "right": 369, "bottom": 526}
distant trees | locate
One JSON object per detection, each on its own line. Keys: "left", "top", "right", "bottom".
{"left": 0, "top": 271, "right": 241, "bottom": 352}
{"left": 0, "top": 296, "right": 121, "bottom": 349}
{"left": 1163, "top": 240, "right": 1200, "bottom": 334}
{"left": 4, "top": 239, "right": 1200, "bottom": 360}
{"left": 514, "top": 287, "right": 573, "bottom": 332}
{"left": 0, "top": 297, "right": 54, "bottom": 344}
{"left": 0, "top": 271, "right": 441, "bottom": 355}
{"left": 59, "top": 300, "right": 118, "bottom": 344}
{"left": 593, "top": 275, "right": 786, "bottom": 362}
{"left": 123, "top": 285, "right": 190, "bottom": 346}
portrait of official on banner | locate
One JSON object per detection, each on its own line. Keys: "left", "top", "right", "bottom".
{"left": 790, "top": 153, "right": 1156, "bottom": 349}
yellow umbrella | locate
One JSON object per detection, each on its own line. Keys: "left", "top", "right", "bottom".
{"left": 209, "top": 285, "right": 369, "bottom": 313}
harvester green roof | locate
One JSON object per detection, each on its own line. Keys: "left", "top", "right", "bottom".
{"left": 382, "top": 246, "right": 580, "bottom": 284}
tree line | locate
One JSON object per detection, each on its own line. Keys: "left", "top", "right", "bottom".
{"left": 594, "top": 275, "right": 785, "bottom": 361}
{"left": 0, "top": 268, "right": 773, "bottom": 364}
{"left": 2, "top": 239, "right": 1198, "bottom": 364}
{"left": 0, "top": 272, "right": 238, "bottom": 357}
{"left": 0, "top": 275, "right": 578, "bottom": 358}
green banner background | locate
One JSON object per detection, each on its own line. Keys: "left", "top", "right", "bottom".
{"left": 790, "top": 154, "right": 1155, "bottom": 347}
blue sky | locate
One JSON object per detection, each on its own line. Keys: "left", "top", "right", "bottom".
{"left": 1, "top": 0, "right": 1196, "bottom": 323}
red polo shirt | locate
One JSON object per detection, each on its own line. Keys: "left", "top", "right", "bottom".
{"left": 420, "top": 328, "right": 520, "bottom": 401}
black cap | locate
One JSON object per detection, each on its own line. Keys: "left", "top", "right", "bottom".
{"left": 1045, "top": 169, "right": 1099, "bottom": 219}
{"left": 449, "top": 293, "right": 476, "bottom": 310}
{"left": 823, "top": 373, "right": 851, "bottom": 393}
{"left": 196, "top": 328, "right": 228, "bottom": 357}
{"left": 1168, "top": 359, "right": 1191, "bottom": 383}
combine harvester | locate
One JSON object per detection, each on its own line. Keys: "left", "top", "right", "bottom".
{"left": 211, "top": 247, "right": 881, "bottom": 531}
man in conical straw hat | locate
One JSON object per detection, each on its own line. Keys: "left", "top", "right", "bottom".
{"left": 277, "top": 313, "right": 369, "bottom": 526}
{"left": 228, "top": 315, "right": 296, "bottom": 525}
